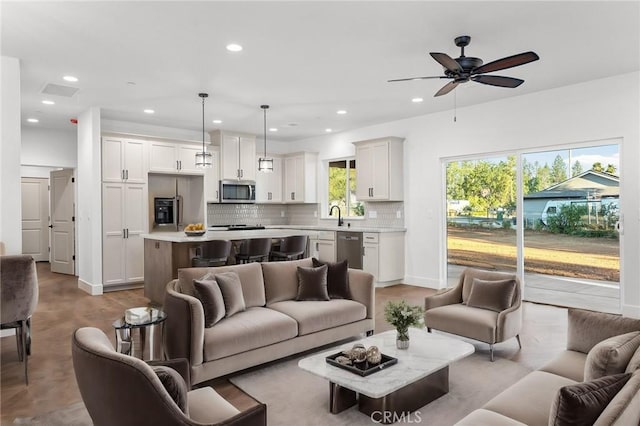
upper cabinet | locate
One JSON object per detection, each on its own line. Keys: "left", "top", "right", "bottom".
{"left": 255, "top": 155, "right": 283, "bottom": 203}
{"left": 283, "top": 152, "right": 318, "bottom": 203}
{"left": 149, "top": 141, "right": 205, "bottom": 175}
{"left": 102, "top": 137, "right": 148, "bottom": 183}
{"left": 210, "top": 130, "right": 256, "bottom": 181}
{"left": 354, "top": 137, "right": 404, "bottom": 201}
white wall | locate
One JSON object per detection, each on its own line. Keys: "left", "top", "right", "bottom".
{"left": 293, "top": 72, "right": 640, "bottom": 317}
{"left": 1, "top": 56, "right": 22, "bottom": 255}
{"left": 21, "top": 126, "right": 77, "bottom": 168}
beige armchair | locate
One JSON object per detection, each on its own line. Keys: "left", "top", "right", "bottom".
{"left": 72, "top": 327, "right": 266, "bottom": 426}
{"left": 424, "top": 268, "right": 522, "bottom": 361}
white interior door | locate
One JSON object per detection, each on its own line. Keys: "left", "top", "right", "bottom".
{"left": 50, "top": 169, "right": 75, "bottom": 274}
{"left": 21, "top": 177, "right": 50, "bottom": 261}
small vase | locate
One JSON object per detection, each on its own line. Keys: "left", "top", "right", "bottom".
{"left": 396, "top": 330, "right": 410, "bottom": 350}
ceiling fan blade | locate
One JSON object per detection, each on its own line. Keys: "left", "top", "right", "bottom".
{"left": 434, "top": 81, "right": 459, "bottom": 97}
{"left": 472, "top": 75, "right": 524, "bottom": 88}
{"left": 472, "top": 51, "right": 539, "bottom": 75}
{"left": 430, "top": 52, "right": 462, "bottom": 73}
{"left": 387, "top": 76, "right": 446, "bottom": 82}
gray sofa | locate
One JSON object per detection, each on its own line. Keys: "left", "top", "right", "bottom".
{"left": 456, "top": 309, "right": 640, "bottom": 426}
{"left": 163, "top": 258, "right": 375, "bottom": 385}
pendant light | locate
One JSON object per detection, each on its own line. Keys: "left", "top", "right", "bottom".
{"left": 195, "top": 93, "right": 212, "bottom": 168}
{"left": 258, "top": 104, "right": 274, "bottom": 173}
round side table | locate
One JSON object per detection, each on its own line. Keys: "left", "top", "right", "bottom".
{"left": 112, "top": 307, "right": 167, "bottom": 360}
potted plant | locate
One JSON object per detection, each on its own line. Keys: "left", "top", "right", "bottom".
{"left": 384, "top": 300, "right": 424, "bottom": 349}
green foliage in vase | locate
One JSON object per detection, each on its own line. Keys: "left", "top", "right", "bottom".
{"left": 384, "top": 300, "right": 424, "bottom": 341}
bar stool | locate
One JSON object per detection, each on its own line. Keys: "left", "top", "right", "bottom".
{"left": 236, "top": 238, "right": 272, "bottom": 264}
{"left": 270, "top": 235, "right": 309, "bottom": 261}
{"left": 191, "top": 240, "right": 232, "bottom": 267}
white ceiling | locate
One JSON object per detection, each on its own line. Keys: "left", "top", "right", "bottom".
{"left": 2, "top": 1, "right": 639, "bottom": 142}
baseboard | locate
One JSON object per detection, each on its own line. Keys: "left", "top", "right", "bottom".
{"left": 403, "top": 275, "right": 443, "bottom": 289}
{"left": 375, "top": 279, "right": 403, "bottom": 288}
{"left": 621, "top": 304, "right": 640, "bottom": 318}
{"left": 78, "top": 278, "right": 103, "bottom": 296}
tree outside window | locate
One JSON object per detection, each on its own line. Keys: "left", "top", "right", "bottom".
{"left": 328, "top": 159, "right": 364, "bottom": 217}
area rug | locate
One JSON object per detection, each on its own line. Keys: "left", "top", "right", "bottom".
{"left": 13, "top": 401, "right": 91, "bottom": 426}
{"left": 230, "top": 351, "right": 532, "bottom": 425}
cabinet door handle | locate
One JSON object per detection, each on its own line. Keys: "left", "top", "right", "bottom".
{"left": 125, "top": 169, "right": 129, "bottom": 180}
{"left": 179, "top": 160, "right": 182, "bottom": 170}
{"left": 176, "top": 160, "right": 179, "bottom": 170}
{"left": 240, "top": 169, "right": 243, "bottom": 178}
{"left": 291, "top": 192, "right": 295, "bottom": 200}
{"left": 122, "top": 229, "right": 126, "bottom": 238}
{"left": 216, "top": 190, "right": 219, "bottom": 200}
{"left": 155, "top": 242, "right": 160, "bottom": 249}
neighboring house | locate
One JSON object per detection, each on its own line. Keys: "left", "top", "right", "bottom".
{"left": 523, "top": 170, "right": 619, "bottom": 226}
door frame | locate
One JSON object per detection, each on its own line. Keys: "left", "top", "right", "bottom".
{"left": 50, "top": 168, "right": 76, "bottom": 275}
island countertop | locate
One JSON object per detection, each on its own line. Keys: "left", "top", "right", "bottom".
{"left": 141, "top": 229, "right": 320, "bottom": 243}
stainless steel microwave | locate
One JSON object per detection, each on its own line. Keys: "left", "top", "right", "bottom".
{"left": 219, "top": 180, "right": 256, "bottom": 203}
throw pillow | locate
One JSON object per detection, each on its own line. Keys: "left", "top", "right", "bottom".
{"left": 548, "top": 373, "right": 631, "bottom": 426}
{"left": 296, "top": 264, "right": 329, "bottom": 301}
{"left": 193, "top": 277, "right": 226, "bottom": 327}
{"left": 215, "top": 271, "right": 246, "bottom": 317}
{"left": 466, "top": 278, "right": 516, "bottom": 312}
{"left": 152, "top": 365, "right": 189, "bottom": 414}
{"left": 312, "top": 258, "right": 351, "bottom": 299}
{"left": 584, "top": 331, "right": 640, "bottom": 381}
{"left": 625, "top": 345, "right": 640, "bottom": 373}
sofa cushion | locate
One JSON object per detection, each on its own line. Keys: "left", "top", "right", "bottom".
{"left": 425, "top": 303, "right": 499, "bottom": 344}
{"left": 296, "top": 265, "right": 329, "bottom": 301}
{"left": 625, "top": 345, "right": 640, "bottom": 373}
{"left": 584, "top": 331, "right": 640, "bottom": 381}
{"left": 567, "top": 309, "right": 640, "bottom": 354}
{"left": 460, "top": 268, "right": 517, "bottom": 304}
{"left": 193, "top": 277, "right": 226, "bottom": 327}
{"left": 456, "top": 408, "right": 528, "bottom": 426}
{"left": 594, "top": 370, "right": 640, "bottom": 426}
{"left": 187, "top": 387, "right": 240, "bottom": 424}
{"left": 203, "top": 307, "right": 298, "bottom": 361}
{"left": 467, "top": 278, "right": 516, "bottom": 313}
{"left": 548, "top": 373, "right": 631, "bottom": 426}
{"left": 483, "top": 371, "right": 577, "bottom": 426}
{"left": 178, "top": 263, "right": 265, "bottom": 308}
{"left": 215, "top": 272, "right": 246, "bottom": 318}
{"left": 263, "top": 258, "right": 313, "bottom": 304}
{"left": 268, "top": 299, "right": 366, "bottom": 336}
{"left": 539, "top": 350, "right": 587, "bottom": 382}
{"left": 151, "top": 365, "right": 189, "bottom": 414}
{"left": 312, "top": 258, "right": 351, "bottom": 299}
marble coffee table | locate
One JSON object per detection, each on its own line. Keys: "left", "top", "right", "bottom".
{"left": 298, "top": 328, "right": 474, "bottom": 423}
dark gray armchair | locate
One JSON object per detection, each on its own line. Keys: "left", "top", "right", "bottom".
{"left": 72, "top": 327, "right": 266, "bottom": 426}
{"left": 1, "top": 255, "right": 39, "bottom": 384}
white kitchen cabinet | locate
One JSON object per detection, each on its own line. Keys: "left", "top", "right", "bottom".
{"left": 149, "top": 141, "right": 205, "bottom": 175}
{"left": 255, "top": 155, "right": 282, "bottom": 203}
{"left": 354, "top": 137, "right": 404, "bottom": 201}
{"left": 309, "top": 230, "right": 336, "bottom": 262}
{"left": 283, "top": 152, "right": 318, "bottom": 203}
{"left": 362, "top": 232, "right": 405, "bottom": 286}
{"left": 102, "top": 182, "right": 147, "bottom": 287}
{"left": 204, "top": 148, "right": 221, "bottom": 203}
{"left": 102, "top": 137, "right": 147, "bottom": 183}
{"left": 211, "top": 130, "right": 256, "bottom": 181}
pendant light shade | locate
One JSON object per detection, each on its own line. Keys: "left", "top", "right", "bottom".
{"left": 258, "top": 104, "right": 273, "bottom": 173}
{"left": 195, "top": 93, "right": 212, "bottom": 168}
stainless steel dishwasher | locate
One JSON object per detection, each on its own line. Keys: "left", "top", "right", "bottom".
{"left": 336, "top": 231, "right": 363, "bottom": 269}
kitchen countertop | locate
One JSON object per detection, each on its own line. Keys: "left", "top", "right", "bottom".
{"left": 266, "top": 225, "right": 407, "bottom": 233}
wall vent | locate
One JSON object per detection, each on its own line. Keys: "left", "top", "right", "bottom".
{"left": 41, "top": 83, "right": 79, "bottom": 98}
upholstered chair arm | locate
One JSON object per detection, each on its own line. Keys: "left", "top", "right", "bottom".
{"left": 348, "top": 269, "right": 375, "bottom": 319}
{"left": 147, "top": 358, "right": 191, "bottom": 390}
{"left": 164, "top": 281, "right": 206, "bottom": 367}
{"left": 214, "top": 403, "right": 267, "bottom": 426}
{"left": 496, "top": 299, "right": 522, "bottom": 343}
{"left": 424, "top": 285, "right": 462, "bottom": 311}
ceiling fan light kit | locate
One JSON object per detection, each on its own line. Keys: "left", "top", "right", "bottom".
{"left": 388, "top": 35, "right": 539, "bottom": 97}
{"left": 195, "top": 92, "right": 213, "bottom": 169}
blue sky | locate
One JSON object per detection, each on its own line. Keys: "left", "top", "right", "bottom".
{"left": 523, "top": 144, "right": 620, "bottom": 174}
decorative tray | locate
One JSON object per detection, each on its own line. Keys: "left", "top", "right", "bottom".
{"left": 184, "top": 230, "right": 206, "bottom": 237}
{"left": 326, "top": 351, "right": 398, "bottom": 377}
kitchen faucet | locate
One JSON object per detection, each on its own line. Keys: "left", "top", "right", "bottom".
{"left": 329, "top": 205, "right": 344, "bottom": 227}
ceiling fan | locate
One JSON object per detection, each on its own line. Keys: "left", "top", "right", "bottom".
{"left": 389, "top": 36, "right": 539, "bottom": 97}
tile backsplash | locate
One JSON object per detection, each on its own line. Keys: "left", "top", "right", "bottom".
{"left": 207, "top": 201, "right": 404, "bottom": 228}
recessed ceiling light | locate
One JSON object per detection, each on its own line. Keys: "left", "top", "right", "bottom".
{"left": 212, "top": 119, "right": 223, "bottom": 124}
{"left": 144, "top": 109, "right": 155, "bottom": 114}
{"left": 42, "top": 100, "right": 55, "bottom": 105}
{"left": 63, "top": 75, "right": 78, "bottom": 82}
{"left": 269, "top": 128, "right": 278, "bottom": 132}
{"left": 336, "top": 110, "right": 347, "bottom": 115}
{"left": 127, "top": 81, "right": 136, "bottom": 86}
{"left": 226, "top": 43, "right": 243, "bottom": 52}
{"left": 27, "top": 118, "right": 39, "bottom": 123}
{"left": 412, "top": 97, "right": 424, "bottom": 103}
{"left": 325, "top": 128, "right": 333, "bottom": 133}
